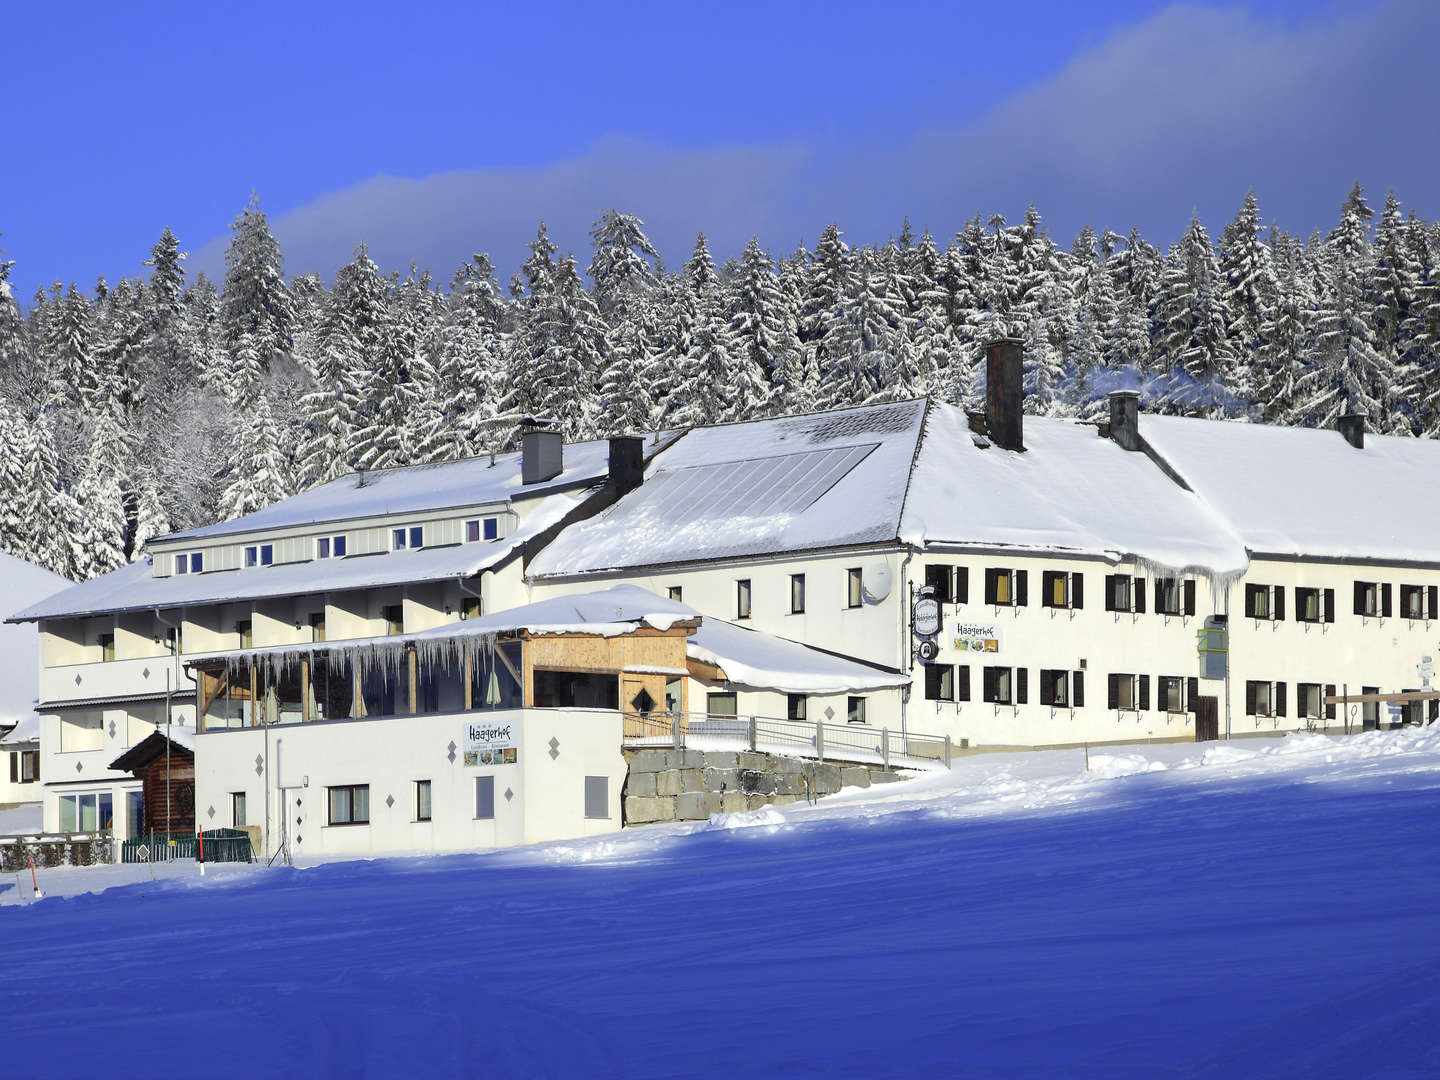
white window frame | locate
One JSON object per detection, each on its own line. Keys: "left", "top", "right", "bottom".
{"left": 415, "top": 779, "right": 432, "bottom": 823}
{"left": 790, "top": 573, "right": 806, "bottom": 615}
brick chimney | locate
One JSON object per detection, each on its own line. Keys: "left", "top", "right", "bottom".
{"left": 984, "top": 338, "right": 1024, "bottom": 452}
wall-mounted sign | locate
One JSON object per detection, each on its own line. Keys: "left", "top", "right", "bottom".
{"left": 913, "top": 596, "right": 941, "bottom": 638}
{"left": 952, "top": 620, "right": 1002, "bottom": 654}
{"left": 464, "top": 720, "right": 518, "bottom": 766}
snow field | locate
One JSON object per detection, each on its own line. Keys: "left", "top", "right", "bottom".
{"left": 3, "top": 727, "right": 1439, "bottom": 1077}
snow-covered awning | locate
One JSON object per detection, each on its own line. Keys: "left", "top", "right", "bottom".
{"left": 687, "top": 618, "right": 909, "bottom": 696}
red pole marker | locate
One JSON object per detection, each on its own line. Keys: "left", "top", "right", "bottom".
{"left": 29, "top": 855, "right": 42, "bottom": 899}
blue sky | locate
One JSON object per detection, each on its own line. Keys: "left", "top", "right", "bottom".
{"left": 2, "top": 0, "right": 1431, "bottom": 299}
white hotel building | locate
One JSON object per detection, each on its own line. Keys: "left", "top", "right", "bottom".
{"left": 11, "top": 341, "right": 1440, "bottom": 855}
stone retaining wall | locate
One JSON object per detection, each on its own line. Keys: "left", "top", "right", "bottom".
{"left": 623, "top": 749, "right": 903, "bottom": 825}
{"left": 0, "top": 834, "right": 115, "bottom": 873}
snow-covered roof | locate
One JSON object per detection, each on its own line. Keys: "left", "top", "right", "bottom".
{"left": 900, "top": 404, "right": 1250, "bottom": 575}
{"left": 0, "top": 553, "right": 70, "bottom": 724}
{"left": 528, "top": 400, "right": 927, "bottom": 577}
{"left": 158, "top": 436, "right": 638, "bottom": 544}
{"left": 8, "top": 491, "right": 583, "bottom": 623}
{"left": 688, "top": 618, "right": 909, "bottom": 695}
{"left": 1140, "top": 415, "right": 1440, "bottom": 564}
{"left": 408, "top": 585, "right": 697, "bottom": 639}
{"left": 0, "top": 714, "right": 39, "bottom": 747}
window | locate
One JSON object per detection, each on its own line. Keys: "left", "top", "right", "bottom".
{"left": 1297, "top": 587, "right": 1335, "bottom": 624}
{"left": 667, "top": 585, "right": 683, "bottom": 603}
{"left": 1042, "top": 571, "right": 1083, "bottom": 610}
{"left": 1363, "top": 685, "right": 1380, "bottom": 729}
{"left": 1354, "top": 581, "right": 1387, "bottom": 618}
{"left": 787, "top": 694, "right": 807, "bottom": 721}
{"left": 165, "top": 627, "right": 181, "bottom": 655}
{"left": 1158, "top": 676, "right": 1188, "bottom": 713}
{"left": 465, "top": 519, "right": 481, "bottom": 543}
{"left": 1039, "top": 669, "right": 1070, "bottom": 707}
{"left": 847, "top": 696, "right": 867, "bottom": 724}
{"left": 1104, "top": 574, "right": 1144, "bottom": 613}
{"left": 483, "top": 518, "right": 498, "bottom": 540}
{"left": 736, "top": 579, "right": 752, "bottom": 620}
{"left": 846, "top": 568, "right": 863, "bottom": 609}
{"left": 174, "top": 553, "right": 188, "bottom": 575}
{"left": 584, "top": 776, "right": 609, "bottom": 820}
{"left": 384, "top": 605, "right": 404, "bottom": 636}
{"left": 236, "top": 620, "right": 253, "bottom": 649}
{"left": 393, "top": 527, "right": 424, "bottom": 550}
{"left": 190, "top": 552, "right": 203, "bottom": 573}
{"left": 707, "top": 692, "right": 738, "bottom": 717}
{"left": 231, "top": 791, "right": 247, "bottom": 828}
{"left": 790, "top": 574, "right": 806, "bottom": 614}
{"left": 11, "top": 749, "right": 39, "bottom": 783}
{"left": 925, "top": 565, "right": 953, "bottom": 604}
{"left": 983, "top": 666, "right": 1023, "bottom": 705}
{"left": 1154, "top": 578, "right": 1195, "bottom": 617}
{"left": 415, "top": 780, "right": 432, "bottom": 822}
{"left": 327, "top": 784, "right": 370, "bottom": 825}
{"left": 316, "top": 535, "right": 347, "bottom": 559}
{"left": 1298, "top": 683, "right": 1323, "bottom": 720}
{"left": 99, "top": 633, "right": 115, "bottom": 662}
{"left": 925, "top": 663, "right": 955, "bottom": 701}
{"left": 460, "top": 596, "right": 481, "bottom": 621}
{"left": 309, "top": 613, "right": 326, "bottom": 643}
{"left": 58, "top": 793, "right": 113, "bottom": 833}
{"left": 984, "top": 568, "right": 1027, "bottom": 607}
{"left": 1400, "top": 584, "right": 1433, "bottom": 620}
{"left": 1245, "top": 584, "right": 1284, "bottom": 620}
{"left": 475, "top": 776, "right": 495, "bottom": 820}
{"left": 244, "top": 544, "right": 274, "bottom": 567}
{"left": 1245, "top": 680, "right": 1285, "bottom": 718}
{"left": 1108, "top": 673, "right": 1150, "bottom": 711}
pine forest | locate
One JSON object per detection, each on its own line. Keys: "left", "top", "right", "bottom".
{"left": 2, "top": 182, "right": 1438, "bottom": 581}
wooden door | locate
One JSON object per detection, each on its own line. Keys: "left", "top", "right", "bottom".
{"left": 1195, "top": 696, "right": 1220, "bottom": 742}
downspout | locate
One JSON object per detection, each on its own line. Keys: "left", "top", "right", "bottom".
{"left": 898, "top": 545, "right": 916, "bottom": 750}
{"left": 457, "top": 574, "right": 485, "bottom": 618}
{"left": 154, "top": 606, "right": 180, "bottom": 838}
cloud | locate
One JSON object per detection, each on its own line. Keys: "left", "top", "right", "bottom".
{"left": 192, "top": 1, "right": 1440, "bottom": 285}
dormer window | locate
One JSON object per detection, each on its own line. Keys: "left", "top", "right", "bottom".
{"left": 392, "top": 526, "right": 424, "bottom": 551}
{"left": 465, "top": 518, "right": 500, "bottom": 543}
{"left": 174, "top": 552, "right": 203, "bottom": 575}
{"left": 244, "top": 544, "right": 274, "bottom": 568}
{"left": 316, "top": 535, "right": 348, "bottom": 560}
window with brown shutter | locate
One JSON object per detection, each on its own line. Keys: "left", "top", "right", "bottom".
{"left": 956, "top": 665, "right": 971, "bottom": 702}
{"left": 1183, "top": 579, "right": 1196, "bottom": 616}
{"left": 1325, "top": 684, "right": 1337, "bottom": 721}
{"left": 924, "top": 565, "right": 953, "bottom": 604}
{"left": 1382, "top": 583, "right": 1393, "bottom": 618}
{"left": 1186, "top": 676, "right": 1199, "bottom": 714}
{"left": 1015, "top": 570, "right": 1028, "bottom": 606}
{"left": 1071, "top": 670, "right": 1085, "bottom": 707}
{"left": 1275, "top": 681, "right": 1287, "bottom": 717}
{"left": 1324, "top": 588, "right": 1335, "bottom": 623}
{"left": 1040, "top": 670, "right": 1068, "bottom": 707}
{"left": 1137, "top": 675, "right": 1150, "bottom": 711}
{"left": 955, "top": 567, "right": 969, "bottom": 605}
{"left": 1015, "top": 668, "right": 1028, "bottom": 704}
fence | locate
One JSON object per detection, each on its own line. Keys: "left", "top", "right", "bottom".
{"left": 622, "top": 710, "right": 952, "bottom": 769}
{"left": 121, "top": 828, "right": 254, "bottom": 865}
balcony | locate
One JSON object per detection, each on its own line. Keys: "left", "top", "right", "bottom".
{"left": 40, "top": 655, "right": 196, "bottom": 707}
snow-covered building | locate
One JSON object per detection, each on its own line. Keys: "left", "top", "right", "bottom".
{"left": 11, "top": 340, "right": 1440, "bottom": 855}
{"left": 5, "top": 428, "right": 903, "bottom": 855}
{"left": 1, "top": 553, "right": 69, "bottom": 809}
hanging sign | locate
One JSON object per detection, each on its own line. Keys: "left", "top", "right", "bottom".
{"left": 913, "top": 596, "right": 941, "bottom": 638}
{"left": 464, "top": 720, "right": 518, "bottom": 766}
{"left": 952, "top": 620, "right": 1003, "bottom": 655}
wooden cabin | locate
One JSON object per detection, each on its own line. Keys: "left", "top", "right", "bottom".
{"left": 109, "top": 732, "right": 196, "bottom": 834}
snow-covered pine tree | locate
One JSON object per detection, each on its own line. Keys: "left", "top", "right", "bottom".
{"left": 1370, "top": 191, "right": 1423, "bottom": 430}
{"left": 129, "top": 475, "right": 171, "bottom": 560}
{"left": 1297, "top": 183, "right": 1393, "bottom": 430}
{"left": 219, "top": 194, "right": 293, "bottom": 384}
{"left": 1152, "top": 217, "right": 1236, "bottom": 416}
{"left": 217, "top": 392, "right": 292, "bottom": 521}
{"left": 588, "top": 209, "right": 660, "bottom": 317}
{"left": 70, "top": 414, "right": 130, "bottom": 579}
{"left": 727, "top": 238, "right": 789, "bottom": 406}
{"left": 1254, "top": 228, "right": 1316, "bottom": 426}
{"left": 1218, "top": 191, "right": 1276, "bottom": 376}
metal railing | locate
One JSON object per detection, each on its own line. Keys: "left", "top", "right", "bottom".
{"left": 120, "top": 829, "right": 255, "bottom": 865}
{"left": 622, "top": 710, "right": 953, "bottom": 769}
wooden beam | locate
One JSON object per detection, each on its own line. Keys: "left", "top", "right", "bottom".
{"left": 1326, "top": 691, "right": 1440, "bottom": 704}
{"left": 686, "top": 658, "right": 728, "bottom": 683}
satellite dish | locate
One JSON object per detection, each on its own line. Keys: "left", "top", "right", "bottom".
{"left": 863, "top": 562, "right": 893, "bottom": 603}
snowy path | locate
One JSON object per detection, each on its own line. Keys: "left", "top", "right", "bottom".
{"left": 4, "top": 729, "right": 1440, "bottom": 1077}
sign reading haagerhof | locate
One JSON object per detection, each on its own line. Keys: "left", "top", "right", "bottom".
{"left": 463, "top": 720, "right": 519, "bottom": 766}
{"left": 951, "top": 620, "right": 1003, "bottom": 655}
